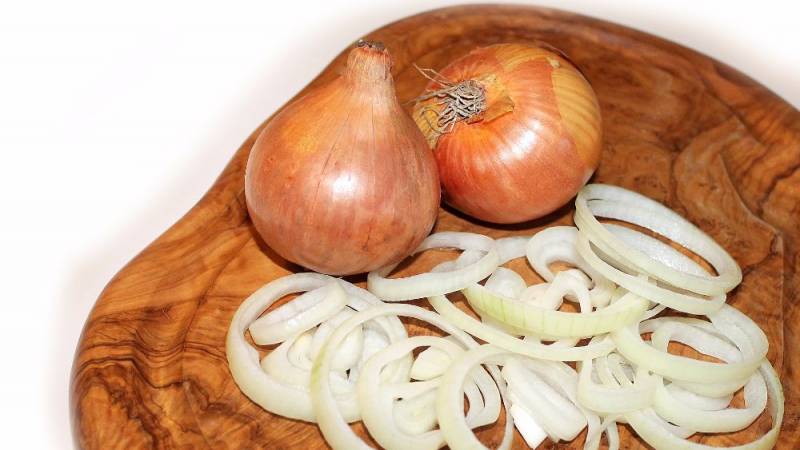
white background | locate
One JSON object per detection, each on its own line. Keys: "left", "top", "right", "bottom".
{"left": 1, "top": 0, "right": 797, "bottom": 448}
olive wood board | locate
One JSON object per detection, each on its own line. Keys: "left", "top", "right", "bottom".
{"left": 71, "top": 4, "right": 800, "bottom": 449}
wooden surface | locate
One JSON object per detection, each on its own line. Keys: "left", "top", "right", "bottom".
{"left": 70, "top": 5, "right": 800, "bottom": 449}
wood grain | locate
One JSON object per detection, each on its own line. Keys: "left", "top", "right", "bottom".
{"left": 71, "top": 5, "right": 800, "bottom": 449}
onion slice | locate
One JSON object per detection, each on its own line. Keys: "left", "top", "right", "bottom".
{"left": 612, "top": 305, "right": 767, "bottom": 388}
{"left": 428, "top": 293, "right": 615, "bottom": 361}
{"left": 249, "top": 282, "right": 348, "bottom": 345}
{"left": 503, "top": 358, "right": 598, "bottom": 444}
{"left": 358, "top": 335, "right": 500, "bottom": 450}
{"left": 226, "top": 274, "right": 350, "bottom": 421}
{"left": 225, "top": 182, "right": 786, "bottom": 450}
{"left": 368, "top": 232, "right": 500, "bottom": 301}
{"left": 527, "top": 226, "right": 615, "bottom": 307}
{"left": 227, "top": 273, "right": 408, "bottom": 422}
{"left": 652, "top": 371, "right": 767, "bottom": 433}
{"left": 578, "top": 353, "right": 657, "bottom": 414}
{"left": 496, "top": 235, "right": 531, "bottom": 264}
{"left": 464, "top": 277, "right": 648, "bottom": 338}
{"left": 574, "top": 184, "right": 741, "bottom": 295}
{"left": 310, "top": 303, "right": 513, "bottom": 450}
{"left": 436, "top": 345, "right": 514, "bottom": 450}
{"left": 576, "top": 231, "right": 726, "bottom": 315}
{"left": 625, "top": 362, "right": 783, "bottom": 450}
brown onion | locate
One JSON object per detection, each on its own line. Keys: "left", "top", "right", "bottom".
{"left": 413, "top": 43, "right": 602, "bottom": 224}
{"left": 245, "top": 41, "right": 440, "bottom": 275}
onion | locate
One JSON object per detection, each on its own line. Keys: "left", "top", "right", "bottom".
{"left": 625, "top": 362, "right": 783, "bottom": 450}
{"left": 611, "top": 305, "right": 768, "bottom": 390}
{"left": 574, "top": 184, "right": 742, "bottom": 295}
{"left": 358, "top": 336, "right": 500, "bottom": 449}
{"left": 526, "top": 226, "right": 614, "bottom": 307}
{"left": 368, "top": 232, "right": 499, "bottom": 301}
{"left": 249, "top": 282, "right": 348, "bottom": 345}
{"left": 309, "top": 303, "right": 513, "bottom": 450}
{"left": 576, "top": 232, "right": 727, "bottom": 315}
{"left": 245, "top": 40, "right": 440, "bottom": 275}
{"left": 412, "top": 43, "right": 602, "bottom": 223}
{"left": 464, "top": 272, "right": 648, "bottom": 338}
{"left": 226, "top": 273, "right": 408, "bottom": 422}
{"left": 227, "top": 180, "right": 786, "bottom": 449}
{"left": 428, "top": 293, "right": 616, "bottom": 361}
{"left": 578, "top": 353, "right": 657, "bottom": 414}
{"left": 502, "top": 358, "right": 599, "bottom": 444}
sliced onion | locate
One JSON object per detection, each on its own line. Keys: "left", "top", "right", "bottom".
{"left": 358, "top": 335, "right": 500, "bottom": 450}
{"left": 510, "top": 403, "right": 548, "bottom": 449}
{"left": 438, "top": 346, "right": 605, "bottom": 450}
{"left": 464, "top": 274, "right": 649, "bottom": 338}
{"left": 411, "top": 344, "right": 454, "bottom": 380}
{"left": 503, "top": 358, "right": 589, "bottom": 442}
{"left": 665, "top": 383, "right": 732, "bottom": 411}
{"left": 368, "top": 232, "right": 500, "bottom": 301}
{"left": 436, "top": 345, "right": 515, "bottom": 450}
{"left": 227, "top": 274, "right": 351, "bottom": 421}
{"left": 249, "top": 282, "right": 348, "bottom": 345}
{"left": 612, "top": 305, "right": 767, "bottom": 388}
{"left": 653, "top": 371, "right": 766, "bottom": 433}
{"left": 260, "top": 328, "right": 354, "bottom": 395}
{"left": 227, "top": 273, "right": 408, "bottom": 422}
{"left": 576, "top": 231, "right": 726, "bottom": 315}
{"left": 478, "top": 267, "right": 531, "bottom": 336}
{"left": 484, "top": 267, "right": 527, "bottom": 299}
{"left": 308, "top": 308, "right": 363, "bottom": 371}
{"left": 574, "top": 184, "right": 741, "bottom": 295}
{"left": 310, "top": 303, "right": 513, "bottom": 450}
{"left": 226, "top": 183, "right": 785, "bottom": 450}
{"left": 527, "top": 226, "right": 615, "bottom": 307}
{"left": 578, "top": 353, "right": 656, "bottom": 413}
{"left": 602, "top": 223, "right": 710, "bottom": 277}
{"left": 428, "top": 293, "right": 615, "bottom": 361}
{"left": 286, "top": 330, "right": 313, "bottom": 371}
{"left": 625, "top": 362, "right": 783, "bottom": 449}
{"left": 495, "top": 235, "right": 531, "bottom": 264}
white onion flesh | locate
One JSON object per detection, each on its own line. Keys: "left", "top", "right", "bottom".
{"left": 227, "top": 183, "right": 783, "bottom": 450}
{"left": 310, "top": 303, "right": 513, "bottom": 450}
{"left": 625, "top": 362, "right": 783, "bottom": 450}
{"left": 527, "top": 226, "right": 615, "bottom": 307}
{"left": 249, "top": 282, "right": 348, "bottom": 345}
{"left": 428, "top": 293, "right": 616, "bottom": 361}
{"left": 226, "top": 273, "right": 407, "bottom": 422}
{"left": 574, "top": 184, "right": 742, "bottom": 295}
{"left": 368, "top": 232, "right": 500, "bottom": 301}
{"left": 358, "top": 335, "right": 499, "bottom": 450}
{"left": 503, "top": 358, "right": 593, "bottom": 443}
{"left": 576, "top": 232, "right": 727, "bottom": 315}
{"left": 464, "top": 275, "right": 649, "bottom": 338}
{"left": 578, "top": 354, "right": 657, "bottom": 413}
{"left": 612, "top": 305, "right": 768, "bottom": 387}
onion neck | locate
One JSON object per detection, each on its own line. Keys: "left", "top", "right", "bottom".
{"left": 344, "top": 40, "right": 394, "bottom": 93}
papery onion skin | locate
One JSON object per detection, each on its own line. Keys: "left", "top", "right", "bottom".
{"left": 413, "top": 43, "right": 602, "bottom": 224}
{"left": 246, "top": 41, "right": 440, "bottom": 275}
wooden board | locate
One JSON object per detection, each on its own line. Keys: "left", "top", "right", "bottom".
{"left": 70, "top": 5, "right": 800, "bottom": 449}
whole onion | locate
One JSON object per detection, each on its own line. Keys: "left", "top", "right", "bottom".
{"left": 413, "top": 43, "right": 602, "bottom": 224}
{"left": 245, "top": 41, "right": 440, "bottom": 275}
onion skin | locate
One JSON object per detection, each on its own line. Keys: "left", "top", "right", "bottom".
{"left": 413, "top": 43, "right": 602, "bottom": 224}
{"left": 245, "top": 42, "right": 440, "bottom": 275}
